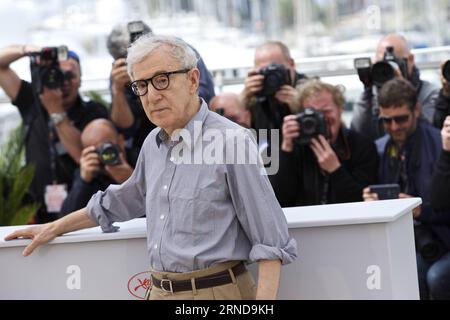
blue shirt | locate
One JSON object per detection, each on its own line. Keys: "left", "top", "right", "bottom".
{"left": 87, "top": 100, "right": 297, "bottom": 272}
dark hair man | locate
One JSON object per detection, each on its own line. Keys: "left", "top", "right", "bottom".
{"left": 362, "top": 78, "right": 450, "bottom": 299}
{"left": 270, "top": 79, "right": 378, "bottom": 207}
{"left": 5, "top": 35, "right": 296, "bottom": 300}
{"left": 0, "top": 44, "right": 108, "bottom": 223}
{"left": 351, "top": 34, "right": 439, "bottom": 141}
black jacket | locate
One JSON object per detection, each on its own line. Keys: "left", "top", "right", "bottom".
{"left": 431, "top": 151, "right": 450, "bottom": 210}
{"left": 269, "top": 128, "right": 379, "bottom": 207}
{"left": 59, "top": 169, "right": 115, "bottom": 217}
{"left": 432, "top": 90, "right": 450, "bottom": 129}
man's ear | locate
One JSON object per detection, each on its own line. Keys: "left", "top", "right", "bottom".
{"left": 188, "top": 68, "right": 200, "bottom": 94}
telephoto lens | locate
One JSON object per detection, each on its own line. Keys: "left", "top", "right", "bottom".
{"left": 97, "top": 142, "right": 121, "bottom": 166}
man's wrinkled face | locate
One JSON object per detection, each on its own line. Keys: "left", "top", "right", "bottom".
{"left": 132, "top": 46, "right": 199, "bottom": 134}
{"left": 59, "top": 58, "right": 81, "bottom": 108}
{"left": 379, "top": 103, "right": 419, "bottom": 146}
{"left": 303, "top": 90, "right": 342, "bottom": 144}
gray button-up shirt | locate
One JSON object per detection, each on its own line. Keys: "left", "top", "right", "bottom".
{"left": 87, "top": 100, "right": 297, "bottom": 272}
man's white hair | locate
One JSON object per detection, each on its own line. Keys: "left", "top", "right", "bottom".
{"left": 126, "top": 34, "right": 198, "bottom": 79}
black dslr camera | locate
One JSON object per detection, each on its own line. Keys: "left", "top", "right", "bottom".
{"left": 294, "top": 107, "right": 328, "bottom": 146}
{"left": 30, "top": 46, "right": 68, "bottom": 94}
{"left": 354, "top": 46, "right": 409, "bottom": 88}
{"left": 414, "top": 223, "right": 445, "bottom": 263}
{"left": 258, "top": 63, "right": 291, "bottom": 96}
{"left": 443, "top": 60, "right": 450, "bottom": 82}
{"left": 97, "top": 142, "right": 121, "bottom": 166}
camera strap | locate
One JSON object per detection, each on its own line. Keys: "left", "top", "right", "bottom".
{"left": 45, "top": 120, "right": 68, "bottom": 213}
{"left": 47, "top": 120, "right": 59, "bottom": 184}
{"left": 320, "top": 171, "right": 330, "bottom": 205}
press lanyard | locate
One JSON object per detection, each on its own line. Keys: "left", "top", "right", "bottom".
{"left": 320, "top": 171, "right": 330, "bottom": 205}
{"left": 48, "top": 120, "right": 59, "bottom": 184}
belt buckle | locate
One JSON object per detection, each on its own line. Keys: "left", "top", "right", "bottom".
{"left": 160, "top": 279, "right": 173, "bottom": 293}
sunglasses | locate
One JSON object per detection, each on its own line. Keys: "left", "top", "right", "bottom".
{"left": 379, "top": 114, "right": 411, "bottom": 125}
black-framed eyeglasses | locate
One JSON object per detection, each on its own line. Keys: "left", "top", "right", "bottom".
{"left": 130, "top": 68, "right": 191, "bottom": 96}
{"left": 379, "top": 114, "right": 411, "bottom": 125}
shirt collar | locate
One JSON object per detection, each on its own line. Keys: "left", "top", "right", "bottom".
{"left": 155, "top": 98, "right": 208, "bottom": 149}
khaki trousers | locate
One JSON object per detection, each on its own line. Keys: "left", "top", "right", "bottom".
{"left": 146, "top": 261, "right": 256, "bottom": 300}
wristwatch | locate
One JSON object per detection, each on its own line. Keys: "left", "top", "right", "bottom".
{"left": 50, "top": 112, "right": 67, "bottom": 126}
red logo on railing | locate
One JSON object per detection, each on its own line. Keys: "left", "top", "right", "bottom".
{"left": 127, "top": 271, "right": 152, "bottom": 300}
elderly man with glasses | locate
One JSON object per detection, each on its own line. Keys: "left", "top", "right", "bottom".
{"left": 363, "top": 78, "right": 450, "bottom": 300}
{"left": 5, "top": 35, "right": 297, "bottom": 301}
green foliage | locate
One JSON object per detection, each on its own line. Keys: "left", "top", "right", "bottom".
{"left": 279, "top": 0, "right": 295, "bottom": 28}
{"left": 85, "top": 91, "right": 110, "bottom": 110}
{"left": 0, "top": 126, "right": 39, "bottom": 226}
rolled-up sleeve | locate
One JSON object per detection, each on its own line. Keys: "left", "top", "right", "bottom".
{"left": 225, "top": 131, "right": 297, "bottom": 265}
{"left": 86, "top": 149, "right": 147, "bottom": 232}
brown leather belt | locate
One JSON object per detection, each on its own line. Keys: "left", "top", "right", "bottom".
{"left": 151, "top": 263, "right": 246, "bottom": 293}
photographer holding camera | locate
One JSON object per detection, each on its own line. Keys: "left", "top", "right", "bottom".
{"left": 362, "top": 78, "right": 450, "bottom": 299}
{"left": 269, "top": 79, "right": 378, "bottom": 207}
{"left": 59, "top": 119, "right": 133, "bottom": 216}
{"left": 106, "top": 21, "right": 215, "bottom": 166}
{"left": 432, "top": 60, "right": 450, "bottom": 129}
{"left": 0, "top": 44, "right": 108, "bottom": 223}
{"left": 240, "top": 41, "right": 307, "bottom": 137}
{"left": 351, "top": 34, "right": 439, "bottom": 141}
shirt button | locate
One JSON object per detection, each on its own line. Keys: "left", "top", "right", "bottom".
{"left": 154, "top": 244, "right": 158, "bottom": 249}
{"left": 160, "top": 215, "right": 165, "bottom": 220}
{"left": 163, "top": 185, "right": 168, "bottom": 190}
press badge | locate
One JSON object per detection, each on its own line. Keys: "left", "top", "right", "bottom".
{"left": 44, "top": 184, "right": 68, "bottom": 213}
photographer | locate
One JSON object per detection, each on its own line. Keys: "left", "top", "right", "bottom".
{"left": 269, "top": 79, "right": 378, "bottom": 207}
{"left": 0, "top": 44, "right": 108, "bottom": 223}
{"left": 362, "top": 78, "right": 450, "bottom": 299}
{"left": 432, "top": 60, "right": 450, "bottom": 129}
{"left": 106, "top": 22, "right": 215, "bottom": 165}
{"left": 60, "top": 119, "right": 133, "bottom": 216}
{"left": 240, "top": 41, "right": 307, "bottom": 136}
{"left": 351, "top": 34, "right": 439, "bottom": 141}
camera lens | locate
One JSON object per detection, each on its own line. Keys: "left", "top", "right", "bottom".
{"left": 301, "top": 117, "right": 318, "bottom": 136}
{"left": 41, "top": 67, "right": 64, "bottom": 89}
{"left": 98, "top": 144, "right": 120, "bottom": 166}
{"left": 264, "top": 74, "right": 281, "bottom": 96}
{"left": 414, "top": 224, "right": 443, "bottom": 262}
{"left": 372, "top": 61, "right": 395, "bottom": 87}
